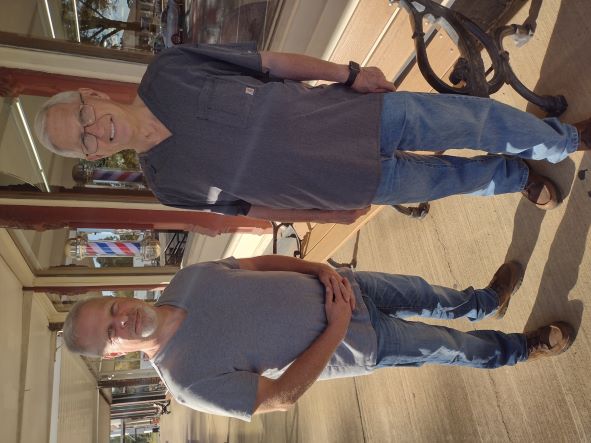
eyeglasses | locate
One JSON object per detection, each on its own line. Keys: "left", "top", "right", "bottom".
{"left": 79, "top": 93, "right": 98, "bottom": 155}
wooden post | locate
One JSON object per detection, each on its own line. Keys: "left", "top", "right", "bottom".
{"left": 0, "top": 187, "right": 272, "bottom": 235}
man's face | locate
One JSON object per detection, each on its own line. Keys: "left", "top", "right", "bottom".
{"left": 45, "top": 90, "right": 136, "bottom": 160}
{"left": 75, "top": 297, "right": 159, "bottom": 356}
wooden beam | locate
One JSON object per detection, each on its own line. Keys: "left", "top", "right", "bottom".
{"left": 0, "top": 67, "right": 138, "bottom": 102}
{"left": 0, "top": 204, "right": 271, "bottom": 235}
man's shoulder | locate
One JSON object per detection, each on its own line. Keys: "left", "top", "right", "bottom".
{"left": 178, "top": 258, "right": 239, "bottom": 275}
{"left": 171, "top": 258, "right": 238, "bottom": 283}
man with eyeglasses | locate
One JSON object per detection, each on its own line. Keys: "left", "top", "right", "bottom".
{"left": 34, "top": 43, "right": 591, "bottom": 222}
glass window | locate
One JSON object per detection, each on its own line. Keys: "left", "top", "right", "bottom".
{"left": 0, "top": 2, "right": 282, "bottom": 273}
{"left": 0, "top": 94, "right": 189, "bottom": 272}
{"left": 0, "top": 0, "right": 282, "bottom": 55}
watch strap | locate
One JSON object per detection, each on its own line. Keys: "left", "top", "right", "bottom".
{"left": 344, "top": 61, "right": 361, "bottom": 87}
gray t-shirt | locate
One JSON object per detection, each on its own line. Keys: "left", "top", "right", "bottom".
{"left": 138, "top": 42, "right": 383, "bottom": 215}
{"left": 151, "top": 258, "right": 377, "bottom": 421}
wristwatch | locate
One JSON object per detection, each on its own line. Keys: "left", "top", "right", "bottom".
{"left": 344, "top": 61, "right": 361, "bottom": 87}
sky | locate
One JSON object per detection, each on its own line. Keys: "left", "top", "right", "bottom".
{"left": 112, "top": 0, "right": 130, "bottom": 22}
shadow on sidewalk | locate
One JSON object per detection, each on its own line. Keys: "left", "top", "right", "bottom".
{"left": 504, "top": 157, "right": 587, "bottom": 333}
{"left": 510, "top": 0, "right": 591, "bottom": 334}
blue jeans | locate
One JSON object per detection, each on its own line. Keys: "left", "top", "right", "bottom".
{"left": 373, "top": 92, "right": 579, "bottom": 204}
{"left": 354, "top": 271, "right": 528, "bottom": 369}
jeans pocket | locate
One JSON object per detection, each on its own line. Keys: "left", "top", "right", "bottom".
{"left": 196, "top": 77, "right": 255, "bottom": 128}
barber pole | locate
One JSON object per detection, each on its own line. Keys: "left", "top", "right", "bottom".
{"left": 72, "top": 164, "right": 146, "bottom": 186}
{"left": 91, "top": 168, "right": 144, "bottom": 184}
{"left": 65, "top": 237, "right": 161, "bottom": 261}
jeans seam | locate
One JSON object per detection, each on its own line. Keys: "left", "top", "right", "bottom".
{"left": 518, "top": 158, "right": 529, "bottom": 190}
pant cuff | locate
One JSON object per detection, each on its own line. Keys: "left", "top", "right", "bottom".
{"left": 565, "top": 123, "right": 580, "bottom": 154}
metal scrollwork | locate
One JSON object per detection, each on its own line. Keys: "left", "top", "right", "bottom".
{"left": 388, "top": 0, "right": 567, "bottom": 116}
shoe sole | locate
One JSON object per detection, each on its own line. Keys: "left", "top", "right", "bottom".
{"left": 526, "top": 321, "right": 576, "bottom": 360}
{"left": 495, "top": 261, "right": 525, "bottom": 319}
{"left": 554, "top": 321, "right": 576, "bottom": 354}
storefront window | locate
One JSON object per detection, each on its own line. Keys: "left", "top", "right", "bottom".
{"left": 0, "top": 0, "right": 282, "bottom": 55}
{"left": 0, "top": 2, "right": 279, "bottom": 276}
{"left": 0, "top": 93, "right": 189, "bottom": 272}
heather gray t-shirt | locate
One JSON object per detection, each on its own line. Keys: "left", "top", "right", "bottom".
{"left": 151, "top": 258, "right": 377, "bottom": 421}
{"left": 138, "top": 42, "right": 383, "bottom": 215}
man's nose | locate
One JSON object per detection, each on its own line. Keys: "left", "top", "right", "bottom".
{"left": 116, "top": 313, "right": 129, "bottom": 329}
{"left": 85, "top": 116, "right": 108, "bottom": 138}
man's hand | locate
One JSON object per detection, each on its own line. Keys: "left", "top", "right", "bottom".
{"left": 254, "top": 275, "right": 354, "bottom": 415}
{"left": 317, "top": 264, "right": 356, "bottom": 311}
{"left": 352, "top": 67, "right": 397, "bottom": 94}
{"left": 324, "top": 277, "right": 354, "bottom": 334}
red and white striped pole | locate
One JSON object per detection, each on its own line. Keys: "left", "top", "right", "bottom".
{"left": 72, "top": 164, "right": 146, "bottom": 186}
{"left": 65, "top": 237, "right": 161, "bottom": 261}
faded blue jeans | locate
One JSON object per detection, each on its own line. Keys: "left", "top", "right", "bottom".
{"left": 373, "top": 92, "right": 579, "bottom": 204}
{"left": 354, "top": 271, "right": 528, "bottom": 369}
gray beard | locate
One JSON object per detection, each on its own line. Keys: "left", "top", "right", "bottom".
{"left": 139, "top": 306, "right": 157, "bottom": 338}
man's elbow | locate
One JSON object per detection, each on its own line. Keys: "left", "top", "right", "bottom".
{"left": 253, "top": 380, "right": 298, "bottom": 414}
{"left": 259, "top": 51, "right": 280, "bottom": 76}
{"left": 253, "top": 398, "right": 294, "bottom": 415}
{"left": 276, "top": 395, "right": 296, "bottom": 411}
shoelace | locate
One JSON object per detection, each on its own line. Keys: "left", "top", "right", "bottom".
{"left": 527, "top": 329, "right": 552, "bottom": 355}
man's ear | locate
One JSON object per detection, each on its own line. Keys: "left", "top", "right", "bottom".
{"left": 86, "top": 153, "right": 107, "bottom": 161}
{"left": 103, "top": 352, "right": 126, "bottom": 360}
{"left": 79, "top": 87, "right": 110, "bottom": 100}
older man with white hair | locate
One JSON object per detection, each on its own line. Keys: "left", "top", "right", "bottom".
{"left": 34, "top": 43, "right": 591, "bottom": 222}
{"left": 63, "top": 255, "right": 573, "bottom": 421}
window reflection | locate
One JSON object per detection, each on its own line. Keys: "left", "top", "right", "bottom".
{"left": 1, "top": 0, "right": 281, "bottom": 54}
{"left": 0, "top": 3, "right": 281, "bottom": 274}
{"left": 1, "top": 95, "right": 189, "bottom": 272}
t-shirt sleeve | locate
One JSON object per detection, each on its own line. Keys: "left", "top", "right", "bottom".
{"left": 193, "top": 42, "right": 263, "bottom": 72}
{"left": 175, "top": 42, "right": 266, "bottom": 78}
{"left": 182, "top": 371, "right": 259, "bottom": 422}
{"left": 214, "top": 256, "right": 240, "bottom": 270}
{"left": 155, "top": 187, "right": 252, "bottom": 216}
{"left": 163, "top": 200, "right": 252, "bottom": 216}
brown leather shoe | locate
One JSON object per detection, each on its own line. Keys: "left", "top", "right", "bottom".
{"left": 574, "top": 118, "right": 591, "bottom": 151}
{"left": 521, "top": 167, "right": 562, "bottom": 210}
{"left": 525, "top": 321, "right": 575, "bottom": 361}
{"left": 487, "top": 261, "right": 524, "bottom": 319}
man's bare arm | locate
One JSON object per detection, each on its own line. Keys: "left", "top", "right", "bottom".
{"left": 246, "top": 205, "right": 370, "bottom": 224}
{"left": 252, "top": 278, "right": 354, "bottom": 414}
{"left": 259, "top": 52, "right": 396, "bottom": 93}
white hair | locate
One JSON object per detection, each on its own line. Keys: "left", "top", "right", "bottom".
{"left": 34, "top": 91, "right": 85, "bottom": 158}
{"left": 62, "top": 297, "right": 105, "bottom": 358}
